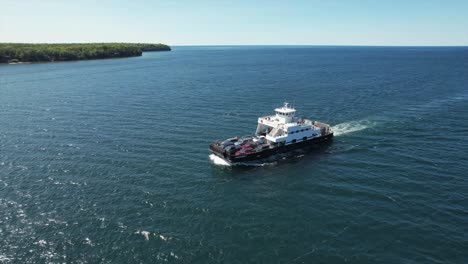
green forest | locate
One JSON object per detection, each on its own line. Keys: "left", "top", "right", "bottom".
{"left": 0, "top": 43, "right": 171, "bottom": 63}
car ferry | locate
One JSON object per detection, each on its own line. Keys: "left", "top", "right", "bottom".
{"left": 209, "top": 103, "right": 333, "bottom": 164}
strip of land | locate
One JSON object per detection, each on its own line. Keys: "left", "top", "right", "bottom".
{"left": 0, "top": 43, "right": 171, "bottom": 63}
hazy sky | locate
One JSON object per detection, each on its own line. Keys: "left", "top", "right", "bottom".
{"left": 1, "top": 0, "right": 467, "bottom": 46}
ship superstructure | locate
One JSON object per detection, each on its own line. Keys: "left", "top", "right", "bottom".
{"left": 256, "top": 103, "right": 329, "bottom": 144}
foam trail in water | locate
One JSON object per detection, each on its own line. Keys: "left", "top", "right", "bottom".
{"left": 406, "top": 92, "right": 468, "bottom": 113}
{"left": 209, "top": 154, "right": 279, "bottom": 167}
{"left": 332, "top": 120, "right": 372, "bottom": 136}
{"left": 209, "top": 154, "right": 231, "bottom": 166}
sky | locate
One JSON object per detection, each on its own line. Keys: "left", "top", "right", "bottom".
{"left": 1, "top": 0, "right": 467, "bottom": 46}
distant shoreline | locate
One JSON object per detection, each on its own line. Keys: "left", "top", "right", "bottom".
{"left": 0, "top": 43, "right": 171, "bottom": 64}
{"left": 4, "top": 54, "right": 143, "bottom": 65}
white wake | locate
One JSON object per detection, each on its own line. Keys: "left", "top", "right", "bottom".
{"left": 209, "top": 154, "right": 279, "bottom": 167}
{"left": 209, "top": 154, "right": 231, "bottom": 166}
{"left": 332, "top": 120, "right": 372, "bottom": 136}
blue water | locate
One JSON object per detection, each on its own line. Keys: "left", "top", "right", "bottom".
{"left": 1, "top": 46, "right": 467, "bottom": 263}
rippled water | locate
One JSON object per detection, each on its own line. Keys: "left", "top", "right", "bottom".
{"left": 1, "top": 46, "right": 467, "bottom": 263}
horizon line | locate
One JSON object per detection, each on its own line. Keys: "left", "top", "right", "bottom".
{"left": 171, "top": 44, "right": 468, "bottom": 47}
{"left": 1, "top": 42, "right": 467, "bottom": 48}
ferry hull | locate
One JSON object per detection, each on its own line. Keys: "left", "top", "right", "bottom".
{"left": 210, "top": 133, "right": 333, "bottom": 164}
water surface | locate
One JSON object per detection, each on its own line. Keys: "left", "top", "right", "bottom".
{"left": 1, "top": 46, "right": 467, "bottom": 263}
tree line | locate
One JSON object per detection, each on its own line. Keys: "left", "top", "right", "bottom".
{"left": 0, "top": 43, "right": 171, "bottom": 63}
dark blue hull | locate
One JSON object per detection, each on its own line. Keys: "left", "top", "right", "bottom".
{"left": 210, "top": 133, "right": 333, "bottom": 163}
